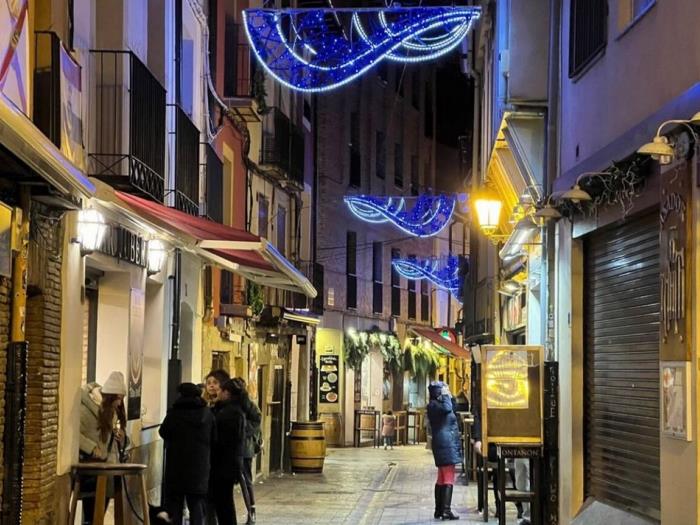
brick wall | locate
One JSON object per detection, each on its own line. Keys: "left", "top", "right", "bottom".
{"left": 22, "top": 208, "right": 63, "bottom": 524}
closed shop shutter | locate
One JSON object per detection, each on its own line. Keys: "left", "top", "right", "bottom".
{"left": 583, "top": 211, "right": 660, "bottom": 521}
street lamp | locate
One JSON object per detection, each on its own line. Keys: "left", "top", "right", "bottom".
{"left": 473, "top": 191, "right": 503, "bottom": 236}
{"left": 147, "top": 240, "right": 167, "bottom": 275}
{"left": 637, "top": 113, "right": 700, "bottom": 164}
{"left": 74, "top": 209, "right": 107, "bottom": 256}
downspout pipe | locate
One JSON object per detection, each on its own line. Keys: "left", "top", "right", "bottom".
{"left": 167, "top": 248, "right": 182, "bottom": 410}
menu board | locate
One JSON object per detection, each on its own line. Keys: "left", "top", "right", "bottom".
{"left": 319, "top": 355, "right": 340, "bottom": 403}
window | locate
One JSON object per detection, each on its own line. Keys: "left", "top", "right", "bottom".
{"left": 410, "top": 155, "right": 419, "bottom": 196}
{"left": 421, "top": 280, "right": 430, "bottom": 321}
{"left": 407, "top": 259, "right": 416, "bottom": 320}
{"left": 276, "top": 205, "right": 286, "bottom": 255}
{"left": 349, "top": 111, "right": 361, "bottom": 187}
{"left": 394, "top": 143, "right": 403, "bottom": 188}
{"left": 346, "top": 231, "right": 357, "bottom": 309}
{"left": 411, "top": 71, "right": 420, "bottom": 109}
{"left": 373, "top": 242, "right": 383, "bottom": 314}
{"left": 376, "top": 132, "right": 386, "bottom": 180}
{"left": 569, "top": 0, "right": 607, "bottom": 78}
{"left": 391, "top": 249, "right": 401, "bottom": 316}
{"left": 220, "top": 269, "right": 234, "bottom": 304}
{"left": 257, "top": 193, "right": 269, "bottom": 238}
{"left": 618, "top": 0, "right": 654, "bottom": 32}
{"left": 208, "top": 0, "right": 218, "bottom": 82}
{"left": 224, "top": 15, "right": 238, "bottom": 97}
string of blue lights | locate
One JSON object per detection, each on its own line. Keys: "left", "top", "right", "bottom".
{"left": 392, "top": 254, "right": 464, "bottom": 299}
{"left": 243, "top": 6, "right": 481, "bottom": 92}
{"left": 344, "top": 194, "right": 456, "bottom": 237}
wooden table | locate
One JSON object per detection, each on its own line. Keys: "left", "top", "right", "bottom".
{"left": 68, "top": 462, "right": 150, "bottom": 525}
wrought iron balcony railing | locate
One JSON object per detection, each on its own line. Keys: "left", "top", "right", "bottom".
{"left": 170, "top": 104, "right": 200, "bottom": 216}
{"left": 89, "top": 50, "right": 166, "bottom": 202}
{"left": 260, "top": 107, "right": 305, "bottom": 185}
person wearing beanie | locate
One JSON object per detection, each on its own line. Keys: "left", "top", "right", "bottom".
{"left": 210, "top": 379, "right": 247, "bottom": 525}
{"left": 427, "top": 381, "right": 461, "bottom": 520}
{"left": 159, "top": 382, "right": 216, "bottom": 525}
{"left": 79, "top": 371, "right": 129, "bottom": 524}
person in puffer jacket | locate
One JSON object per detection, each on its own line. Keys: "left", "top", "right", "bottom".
{"left": 427, "top": 381, "right": 461, "bottom": 520}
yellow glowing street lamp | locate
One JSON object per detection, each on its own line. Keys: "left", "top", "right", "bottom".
{"left": 473, "top": 190, "right": 505, "bottom": 241}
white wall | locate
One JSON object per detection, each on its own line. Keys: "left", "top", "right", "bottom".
{"left": 179, "top": 251, "right": 203, "bottom": 384}
{"left": 141, "top": 276, "right": 168, "bottom": 426}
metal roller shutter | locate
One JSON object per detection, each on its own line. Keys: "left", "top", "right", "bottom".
{"left": 583, "top": 211, "right": 660, "bottom": 522}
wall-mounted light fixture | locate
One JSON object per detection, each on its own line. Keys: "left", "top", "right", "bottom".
{"left": 72, "top": 209, "right": 107, "bottom": 256}
{"left": 473, "top": 190, "right": 504, "bottom": 242}
{"left": 559, "top": 171, "right": 615, "bottom": 204}
{"left": 147, "top": 239, "right": 167, "bottom": 275}
{"left": 534, "top": 195, "right": 562, "bottom": 220}
{"left": 637, "top": 113, "right": 700, "bottom": 165}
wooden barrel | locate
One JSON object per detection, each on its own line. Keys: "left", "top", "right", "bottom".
{"left": 289, "top": 421, "right": 327, "bottom": 473}
{"left": 319, "top": 413, "right": 342, "bottom": 446}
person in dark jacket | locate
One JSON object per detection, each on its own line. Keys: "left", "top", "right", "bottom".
{"left": 211, "top": 379, "right": 247, "bottom": 525}
{"left": 427, "top": 381, "right": 461, "bottom": 520}
{"left": 159, "top": 383, "right": 216, "bottom": 525}
{"left": 232, "top": 377, "right": 262, "bottom": 525}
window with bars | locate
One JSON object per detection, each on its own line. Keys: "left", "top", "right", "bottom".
{"left": 373, "top": 242, "right": 383, "bottom": 314}
{"left": 569, "top": 0, "right": 607, "bottom": 77}
{"left": 376, "top": 131, "right": 386, "bottom": 180}
{"left": 394, "top": 143, "right": 403, "bottom": 188}
{"left": 421, "top": 280, "right": 430, "bottom": 322}
{"left": 391, "top": 248, "right": 401, "bottom": 316}
{"left": 347, "top": 231, "right": 357, "bottom": 309}
{"left": 257, "top": 193, "right": 269, "bottom": 238}
{"left": 349, "top": 111, "right": 361, "bottom": 187}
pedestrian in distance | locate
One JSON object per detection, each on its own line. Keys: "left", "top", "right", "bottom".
{"left": 382, "top": 410, "right": 397, "bottom": 450}
{"left": 232, "top": 377, "right": 262, "bottom": 525}
{"left": 211, "top": 379, "right": 248, "bottom": 525}
{"left": 79, "top": 371, "right": 130, "bottom": 525}
{"left": 159, "top": 382, "right": 216, "bottom": 525}
{"left": 427, "top": 381, "right": 461, "bottom": 521}
{"left": 204, "top": 368, "right": 231, "bottom": 407}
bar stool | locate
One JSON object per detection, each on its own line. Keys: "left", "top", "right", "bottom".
{"left": 68, "top": 462, "right": 150, "bottom": 525}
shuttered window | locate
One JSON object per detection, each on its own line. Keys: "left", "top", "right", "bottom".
{"left": 583, "top": 212, "right": 660, "bottom": 522}
{"left": 569, "top": 0, "right": 607, "bottom": 77}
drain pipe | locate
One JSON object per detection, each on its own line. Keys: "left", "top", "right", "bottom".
{"left": 167, "top": 248, "right": 182, "bottom": 410}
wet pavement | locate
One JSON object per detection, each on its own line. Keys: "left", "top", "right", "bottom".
{"left": 250, "top": 444, "right": 512, "bottom": 524}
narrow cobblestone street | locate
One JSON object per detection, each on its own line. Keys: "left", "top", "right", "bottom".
{"left": 250, "top": 445, "right": 508, "bottom": 525}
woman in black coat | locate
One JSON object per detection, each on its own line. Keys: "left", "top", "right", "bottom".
{"left": 159, "top": 383, "right": 216, "bottom": 525}
{"left": 427, "top": 382, "right": 461, "bottom": 520}
{"left": 211, "top": 379, "right": 247, "bottom": 525}
{"left": 232, "top": 378, "right": 262, "bottom": 524}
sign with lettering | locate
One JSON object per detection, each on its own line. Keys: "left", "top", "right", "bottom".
{"left": 319, "top": 355, "right": 339, "bottom": 404}
{"left": 660, "top": 162, "right": 693, "bottom": 361}
{"left": 98, "top": 225, "right": 147, "bottom": 268}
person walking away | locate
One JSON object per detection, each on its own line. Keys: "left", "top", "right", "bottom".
{"left": 211, "top": 379, "right": 247, "bottom": 525}
{"left": 427, "top": 382, "right": 461, "bottom": 520}
{"left": 381, "top": 410, "right": 397, "bottom": 450}
{"left": 159, "top": 383, "right": 216, "bottom": 525}
{"left": 204, "top": 368, "right": 231, "bottom": 407}
{"left": 79, "top": 371, "right": 129, "bottom": 524}
{"left": 232, "top": 377, "right": 262, "bottom": 524}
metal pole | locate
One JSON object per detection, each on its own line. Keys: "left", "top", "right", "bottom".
{"left": 167, "top": 248, "right": 182, "bottom": 410}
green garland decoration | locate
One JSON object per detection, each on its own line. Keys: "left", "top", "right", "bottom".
{"left": 403, "top": 342, "right": 441, "bottom": 378}
{"left": 343, "top": 330, "right": 404, "bottom": 373}
{"left": 246, "top": 281, "right": 265, "bottom": 316}
{"left": 344, "top": 331, "right": 369, "bottom": 371}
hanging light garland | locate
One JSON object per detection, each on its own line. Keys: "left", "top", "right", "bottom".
{"left": 344, "top": 194, "right": 456, "bottom": 237}
{"left": 243, "top": 6, "right": 481, "bottom": 92}
{"left": 392, "top": 254, "right": 465, "bottom": 298}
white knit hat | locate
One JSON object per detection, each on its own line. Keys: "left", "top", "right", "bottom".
{"left": 101, "top": 371, "right": 127, "bottom": 396}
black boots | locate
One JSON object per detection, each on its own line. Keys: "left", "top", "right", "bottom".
{"left": 440, "top": 485, "right": 459, "bottom": 520}
{"left": 434, "top": 485, "right": 458, "bottom": 520}
{"left": 245, "top": 507, "right": 256, "bottom": 524}
{"left": 434, "top": 484, "right": 443, "bottom": 518}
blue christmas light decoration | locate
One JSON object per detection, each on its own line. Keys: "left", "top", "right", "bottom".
{"left": 242, "top": 6, "right": 481, "bottom": 92}
{"left": 344, "top": 194, "right": 456, "bottom": 237}
{"left": 392, "top": 255, "right": 465, "bottom": 298}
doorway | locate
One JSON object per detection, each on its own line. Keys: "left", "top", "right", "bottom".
{"left": 256, "top": 366, "right": 265, "bottom": 473}
{"left": 269, "top": 366, "right": 285, "bottom": 472}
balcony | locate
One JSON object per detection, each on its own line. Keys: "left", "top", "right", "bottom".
{"left": 171, "top": 105, "right": 200, "bottom": 216}
{"left": 89, "top": 50, "right": 166, "bottom": 202}
{"left": 203, "top": 143, "right": 224, "bottom": 223}
{"left": 285, "top": 262, "right": 324, "bottom": 315}
{"left": 260, "top": 107, "right": 304, "bottom": 186}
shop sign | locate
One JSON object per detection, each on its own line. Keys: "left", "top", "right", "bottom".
{"left": 319, "top": 354, "right": 339, "bottom": 403}
{"left": 660, "top": 163, "right": 692, "bottom": 361}
{"left": 98, "top": 225, "right": 147, "bottom": 268}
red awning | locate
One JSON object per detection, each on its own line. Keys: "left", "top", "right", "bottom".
{"left": 112, "top": 191, "right": 316, "bottom": 297}
{"left": 410, "top": 327, "right": 470, "bottom": 359}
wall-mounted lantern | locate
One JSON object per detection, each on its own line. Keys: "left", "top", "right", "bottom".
{"left": 147, "top": 239, "right": 167, "bottom": 275}
{"left": 73, "top": 209, "right": 107, "bottom": 256}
